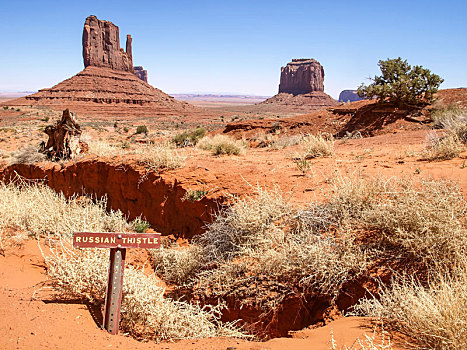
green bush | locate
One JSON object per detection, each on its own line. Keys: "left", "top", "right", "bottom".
{"left": 136, "top": 125, "right": 148, "bottom": 135}
{"left": 172, "top": 127, "right": 207, "bottom": 147}
{"left": 132, "top": 217, "right": 151, "bottom": 233}
{"left": 358, "top": 57, "right": 443, "bottom": 107}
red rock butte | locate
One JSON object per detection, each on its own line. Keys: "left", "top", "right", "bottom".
{"left": 260, "top": 58, "right": 337, "bottom": 111}
{"left": 8, "top": 15, "right": 201, "bottom": 118}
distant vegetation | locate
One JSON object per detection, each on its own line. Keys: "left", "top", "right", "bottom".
{"left": 358, "top": 57, "right": 443, "bottom": 107}
{"left": 172, "top": 127, "right": 207, "bottom": 147}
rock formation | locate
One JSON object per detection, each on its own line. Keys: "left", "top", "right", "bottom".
{"left": 82, "top": 15, "right": 133, "bottom": 72}
{"left": 339, "top": 90, "right": 362, "bottom": 102}
{"left": 134, "top": 66, "right": 148, "bottom": 83}
{"left": 260, "top": 58, "right": 337, "bottom": 112}
{"left": 9, "top": 15, "right": 200, "bottom": 118}
{"left": 279, "top": 59, "right": 324, "bottom": 95}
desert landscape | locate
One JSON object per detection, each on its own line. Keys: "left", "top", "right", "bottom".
{"left": 0, "top": 4, "right": 466, "bottom": 350}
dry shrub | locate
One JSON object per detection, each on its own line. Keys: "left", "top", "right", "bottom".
{"left": 0, "top": 181, "right": 130, "bottom": 237}
{"left": 298, "top": 133, "right": 334, "bottom": 159}
{"left": 44, "top": 242, "right": 246, "bottom": 341}
{"left": 354, "top": 268, "right": 467, "bottom": 350}
{"left": 153, "top": 187, "right": 366, "bottom": 310}
{"left": 268, "top": 134, "right": 302, "bottom": 150}
{"left": 87, "top": 140, "right": 185, "bottom": 171}
{"left": 10, "top": 144, "right": 45, "bottom": 165}
{"left": 87, "top": 140, "right": 129, "bottom": 157}
{"left": 197, "top": 135, "right": 247, "bottom": 155}
{"left": 136, "top": 143, "right": 185, "bottom": 171}
{"left": 151, "top": 245, "right": 203, "bottom": 285}
{"left": 328, "top": 176, "right": 467, "bottom": 269}
{"left": 424, "top": 132, "right": 464, "bottom": 160}
{"left": 431, "top": 105, "right": 467, "bottom": 142}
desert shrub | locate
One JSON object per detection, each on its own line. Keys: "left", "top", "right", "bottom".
{"left": 354, "top": 268, "right": 467, "bottom": 350}
{"left": 357, "top": 57, "right": 443, "bottom": 107}
{"left": 197, "top": 135, "right": 247, "bottom": 155}
{"left": 150, "top": 245, "right": 203, "bottom": 285}
{"left": 132, "top": 217, "right": 150, "bottom": 233}
{"left": 87, "top": 140, "right": 128, "bottom": 157}
{"left": 10, "top": 144, "right": 45, "bottom": 165}
{"left": 327, "top": 176, "right": 467, "bottom": 269}
{"left": 44, "top": 243, "right": 246, "bottom": 341}
{"left": 424, "top": 132, "right": 464, "bottom": 160}
{"left": 431, "top": 106, "right": 467, "bottom": 142}
{"left": 153, "top": 187, "right": 366, "bottom": 311}
{"left": 182, "top": 188, "right": 209, "bottom": 202}
{"left": 136, "top": 125, "right": 148, "bottom": 135}
{"left": 0, "top": 181, "right": 130, "bottom": 237}
{"left": 136, "top": 143, "right": 185, "bottom": 171}
{"left": 268, "top": 134, "right": 302, "bottom": 150}
{"left": 173, "top": 127, "right": 207, "bottom": 147}
{"left": 297, "top": 134, "right": 334, "bottom": 159}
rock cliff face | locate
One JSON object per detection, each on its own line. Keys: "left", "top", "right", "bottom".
{"left": 134, "top": 66, "right": 148, "bottom": 83}
{"left": 82, "top": 15, "right": 134, "bottom": 72}
{"left": 339, "top": 90, "right": 362, "bottom": 102}
{"left": 279, "top": 59, "right": 325, "bottom": 95}
{"left": 259, "top": 58, "right": 337, "bottom": 112}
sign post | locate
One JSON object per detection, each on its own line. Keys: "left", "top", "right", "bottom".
{"left": 73, "top": 232, "right": 161, "bottom": 335}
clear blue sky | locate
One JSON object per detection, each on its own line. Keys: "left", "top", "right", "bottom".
{"left": 1, "top": 0, "right": 466, "bottom": 99}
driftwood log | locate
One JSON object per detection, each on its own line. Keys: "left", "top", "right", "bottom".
{"left": 40, "top": 109, "right": 85, "bottom": 160}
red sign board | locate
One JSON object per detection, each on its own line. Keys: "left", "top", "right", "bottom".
{"left": 73, "top": 232, "right": 160, "bottom": 249}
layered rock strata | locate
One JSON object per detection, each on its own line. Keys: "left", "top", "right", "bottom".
{"left": 9, "top": 15, "right": 197, "bottom": 116}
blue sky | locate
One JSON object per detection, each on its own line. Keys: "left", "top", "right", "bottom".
{"left": 0, "top": 0, "right": 466, "bottom": 99}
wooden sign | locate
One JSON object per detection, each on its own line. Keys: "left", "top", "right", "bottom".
{"left": 73, "top": 231, "right": 161, "bottom": 335}
{"left": 73, "top": 232, "right": 160, "bottom": 249}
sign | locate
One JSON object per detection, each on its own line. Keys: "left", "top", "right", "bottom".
{"left": 73, "top": 232, "right": 160, "bottom": 249}
{"left": 73, "top": 231, "right": 161, "bottom": 335}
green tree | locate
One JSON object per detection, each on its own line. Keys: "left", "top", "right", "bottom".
{"left": 357, "top": 57, "right": 443, "bottom": 107}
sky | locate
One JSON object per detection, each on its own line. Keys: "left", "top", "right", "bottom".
{"left": 0, "top": 0, "right": 466, "bottom": 99}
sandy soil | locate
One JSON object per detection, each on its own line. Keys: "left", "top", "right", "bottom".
{"left": 0, "top": 239, "right": 403, "bottom": 350}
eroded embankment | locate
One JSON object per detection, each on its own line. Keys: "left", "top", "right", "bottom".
{"left": 0, "top": 157, "right": 222, "bottom": 238}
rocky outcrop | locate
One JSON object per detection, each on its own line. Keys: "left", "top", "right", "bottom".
{"left": 9, "top": 15, "right": 202, "bottom": 117}
{"left": 279, "top": 59, "right": 325, "bottom": 95}
{"left": 134, "top": 66, "right": 148, "bottom": 82}
{"left": 259, "top": 58, "right": 337, "bottom": 112}
{"left": 82, "top": 15, "right": 134, "bottom": 72}
{"left": 339, "top": 90, "right": 362, "bottom": 102}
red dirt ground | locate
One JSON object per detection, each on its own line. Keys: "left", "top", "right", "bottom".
{"left": 0, "top": 239, "right": 404, "bottom": 349}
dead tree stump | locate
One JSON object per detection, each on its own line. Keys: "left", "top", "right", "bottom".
{"left": 40, "top": 109, "right": 84, "bottom": 160}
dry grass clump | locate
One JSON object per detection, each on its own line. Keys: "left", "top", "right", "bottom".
{"left": 197, "top": 135, "right": 247, "bottom": 155}
{"left": 330, "top": 325, "right": 392, "bottom": 350}
{"left": 151, "top": 186, "right": 367, "bottom": 311}
{"left": 424, "top": 132, "right": 464, "bottom": 160}
{"left": 328, "top": 176, "right": 467, "bottom": 269}
{"left": 298, "top": 133, "right": 335, "bottom": 159}
{"left": 44, "top": 242, "right": 246, "bottom": 341}
{"left": 354, "top": 268, "right": 467, "bottom": 350}
{"left": 431, "top": 105, "right": 467, "bottom": 142}
{"left": 10, "top": 144, "right": 45, "bottom": 165}
{"left": 87, "top": 140, "right": 130, "bottom": 158}
{"left": 136, "top": 143, "right": 186, "bottom": 171}
{"left": 0, "top": 181, "right": 130, "bottom": 237}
